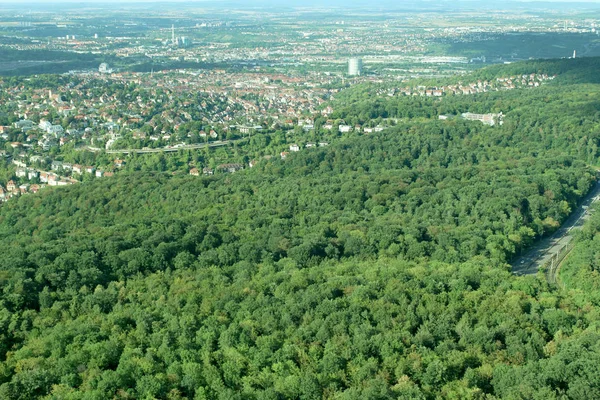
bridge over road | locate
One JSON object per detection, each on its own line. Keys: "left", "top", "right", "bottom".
{"left": 512, "top": 180, "right": 600, "bottom": 277}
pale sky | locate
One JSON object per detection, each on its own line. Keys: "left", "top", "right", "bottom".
{"left": 5, "top": 0, "right": 600, "bottom": 3}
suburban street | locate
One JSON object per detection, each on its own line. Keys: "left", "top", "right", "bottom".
{"left": 512, "top": 180, "right": 600, "bottom": 276}
{"left": 84, "top": 140, "right": 233, "bottom": 155}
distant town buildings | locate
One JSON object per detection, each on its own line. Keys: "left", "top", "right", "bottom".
{"left": 392, "top": 73, "right": 553, "bottom": 98}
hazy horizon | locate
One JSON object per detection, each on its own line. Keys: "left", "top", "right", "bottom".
{"left": 4, "top": 0, "right": 600, "bottom": 4}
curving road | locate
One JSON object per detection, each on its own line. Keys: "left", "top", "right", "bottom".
{"left": 512, "top": 180, "right": 600, "bottom": 276}
{"left": 83, "top": 140, "right": 233, "bottom": 155}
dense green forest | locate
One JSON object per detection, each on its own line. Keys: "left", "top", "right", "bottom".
{"left": 0, "top": 49, "right": 232, "bottom": 76}
{"left": 0, "top": 58, "right": 600, "bottom": 398}
{"left": 433, "top": 32, "right": 600, "bottom": 60}
{"left": 558, "top": 205, "right": 600, "bottom": 297}
{"left": 0, "top": 49, "right": 111, "bottom": 76}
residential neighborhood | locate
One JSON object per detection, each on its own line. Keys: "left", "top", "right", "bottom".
{"left": 0, "top": 66, "right": 553, "bottom": 201}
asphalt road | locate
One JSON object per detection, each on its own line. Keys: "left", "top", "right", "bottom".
{"left": 512, "top": 180, "right": 600, "bottom": 276}
{"left": 84, "top": 140, "right": 232, "bottom": 154}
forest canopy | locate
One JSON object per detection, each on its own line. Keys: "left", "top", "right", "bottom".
{"left": 0, "top": 57, "right": 599, "bottom": 398}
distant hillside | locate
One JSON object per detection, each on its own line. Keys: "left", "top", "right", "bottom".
{"left": 471, "top": 56, "right": 600, "bottom": 84}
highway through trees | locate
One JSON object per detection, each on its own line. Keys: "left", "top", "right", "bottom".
{"left": 511, "top": 180, "right": 600, "bottom": 277}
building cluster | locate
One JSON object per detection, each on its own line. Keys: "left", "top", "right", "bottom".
{"left": 280, "top": 141, "right": 328, "bottom": 159}
{"left": 0, "top": 158, "right": 77, "bottom": 202}
{"left": 460, "top": 112, "right": 504, "bottom": 126}
{"left": 138, "top": 69, "right": 341, "bottom": 121}
{"left": 0, "top": 150, "right": 120, "bottom": 203}
{"left": 2, "top": 69, "right": 349, "bottom": 154}
{"left": 0, "top": 179, "right": 41, "bottom": 202}
{"left": 384, "top": 73, "right": 555, "bottom": 98}
{"left": 98, "top": 63, "right": 113, "bottom": 74}
{"left": 50, "top": 160, "right": 114, "bottom": 177}
{"left": 4, "top": 7, "right": 598, "bottom": 83}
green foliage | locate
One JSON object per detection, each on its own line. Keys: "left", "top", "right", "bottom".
{"left": 0, "top": 57, "right": 599, "bottom": 398}
{"left": 558, "top": 204, "right": 600, "bottom": 303}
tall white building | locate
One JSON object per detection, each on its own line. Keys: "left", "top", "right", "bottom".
{"left": 99, "top": 63, "right": 111, "bottom": 73}
{"left": 348, "top": 57, "right": 362, "bottom": 76}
